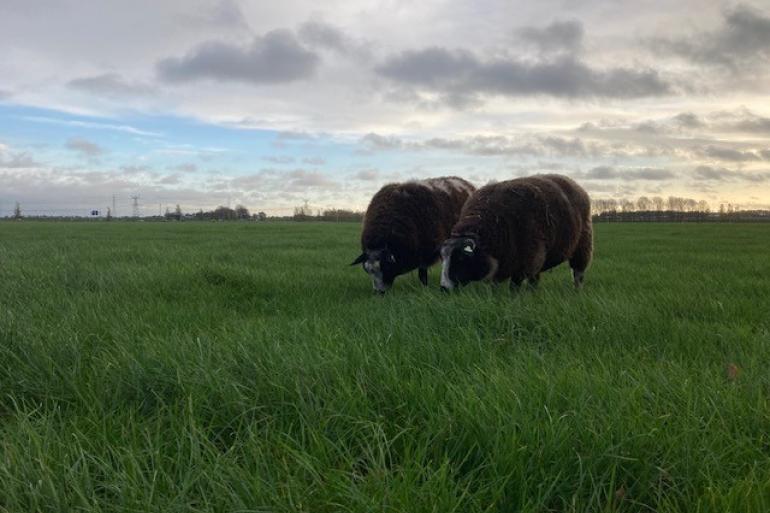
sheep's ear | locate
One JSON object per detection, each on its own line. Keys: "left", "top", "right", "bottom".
{"left": 350, "top": 253, "right": 367, "bottom": 266}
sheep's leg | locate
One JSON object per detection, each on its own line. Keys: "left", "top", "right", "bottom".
{"left": 418, "top": 267, "right": 428, "bottom": 286}
{"left": 510, "top": 276, "right": 524, "bottom": 292}
{"left": 525, "top": 242, "right": 546, "bottom": 290}
{"left": 570, "top": 225, "right": 593, "bottom": 289}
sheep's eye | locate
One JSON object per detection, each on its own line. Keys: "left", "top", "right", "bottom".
{"left": 462, "top": 245, "right": 474, "bottom": 254}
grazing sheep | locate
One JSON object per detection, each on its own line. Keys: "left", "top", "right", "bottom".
{"left": 440, "top": 174, "right": 592, "bottom": 291}
{"left": 352, "top": 176, "right": 476, "bottom": 293}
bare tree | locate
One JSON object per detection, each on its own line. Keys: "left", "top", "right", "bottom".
{"left": 636, "top": 196, "right": 652, "bottom": 211}
{"left": 13, "top": 202, "right": 21, "bottom": 219}
{"left": 620, "top": 198, "right": 636, "bottom": 212}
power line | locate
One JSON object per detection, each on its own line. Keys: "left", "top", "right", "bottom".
{"left": 130, "top": 195, "right": 140, "bottom": 218}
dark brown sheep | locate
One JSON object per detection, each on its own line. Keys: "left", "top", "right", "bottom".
{"left": 440, "top": 174, "right": 592, "bottom": 290}
{"left": 352, "top": 176, "right": 476, "bottom": 292}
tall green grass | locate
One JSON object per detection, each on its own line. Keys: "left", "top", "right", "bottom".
{"left": 0, "top": 221, "right": 768, "bottom": 512}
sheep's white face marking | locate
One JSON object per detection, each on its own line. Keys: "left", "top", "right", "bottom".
{"left": 440, "top": 237, "right": 490, "bottom": 288}
{"left": 364, "top": 259, "right": 386, "bottom": 291}
{"left": 440, "top": 247, "right": 454, "bottom": 290}
{"left": 360, "top": 249, "right": 398, "bottom": 293}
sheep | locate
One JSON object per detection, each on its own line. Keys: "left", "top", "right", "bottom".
{"left": 352, "top": 176, "right": 476, "bottom": 293}
{"left": 440, "top": 174, "right": 592, "bottom": 291}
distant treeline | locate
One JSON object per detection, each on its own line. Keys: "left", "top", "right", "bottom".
{"left": 292, "top": 208, "right": 364, "bottom": 222}
{"left": 594, "top": 210, "right": 770, "bottom": 222}
{"left": 178, "top": 205, "right": 267, "bottom": 221}
{"left": 6, "top": 197, "right": 770, "bottom": 223}
{"left": 591, "top": 195, "right": 770, "bottom": 222}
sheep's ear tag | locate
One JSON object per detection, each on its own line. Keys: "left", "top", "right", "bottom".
{"left": 463, "top": 244, "right": 474, "bottom": 255}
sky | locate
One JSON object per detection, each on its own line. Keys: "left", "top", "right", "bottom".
{"left": 1, "top": 0, "right": 770, "bottom": 216}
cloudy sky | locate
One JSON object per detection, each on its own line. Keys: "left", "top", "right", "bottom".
{"left": 1, "top": 0, "right": 769, "bottom": 216}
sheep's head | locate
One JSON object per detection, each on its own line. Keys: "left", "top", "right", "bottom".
{"left": 440, "top": 237, "right": 495, "bottom": 290}
{"left": 351, "top": 248, "right": 399, "bottom": 293}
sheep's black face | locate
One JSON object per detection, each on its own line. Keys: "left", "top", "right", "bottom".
{"left": 440, "top": 237, "right": 490, "bottom": 290}
{"left": 350, "top": 248, "right": 399, "bottom": 293}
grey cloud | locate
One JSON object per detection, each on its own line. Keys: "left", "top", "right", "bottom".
{"left": 361, "top": 133, "right": 404, "bottom": 150}
{"left": 361, "top": 133, "right": 609, "bottom": 158}
{"left": 120, "top": 165, "right": 152, "bottom": 175}
{"left": 223, "top": 168, "right": 338, "bottom": 192}
{"left": 226, "top": 172, "right": 266, "bottom": 190}
{"left": 761, "top": 150, "right": 770, "bottom": 160}
{"left": 541, "top": 136, "right": 587, "bottom": 157}
{"left": 354, "top": 169, "right": 379, "bottom": 181}
{"left": 727, "top": 114, "right": 770, "bottom": 134}
{"left": 361, "top": 133, "right": 539, "bottom": 156}
{"left": 699, "top": 145, "right": 760, "bottom": 162}
{"left": 209, "top": 0, "right": 249, "bottom": 29}
{"left": 653, "top": 4, "right": 770, "bottom": 70}
{"left": 263, "top": 155, "right": 295, "bottom": 164}
{"left": 302, "top": 156, "right": 326, "bottom": 165}
{"left": 633, "top": 121, "right": 662, "bottom": 134}
{"left": 423, "top": 136, "right": 539, "bottom": 156}
{"left": 298, "top": 20, "right": 346, "bottom": 51}
{"left": 673, "top": 112, "right": 704, "bottom": 129}
{"left": 68, "top": 73, "right": 156, "bottom": 97}
{"left": 693, "top": 165, "right": 726, "bottom": 181}
{"left": 275, "top": 130, "right": 317, "bottom": 141}
{"left": 287, "top": 169, "right": 338, "bottom": 189}
{"left": 66, "top": 138, "right": 104, "bottom": 157}
{"left": 694, "top": 165, "right": 770, "bottom": 182}
{"left": 0, "top": 90, "right": 11, "bottom": 100}
{"left": 377, "top": 48, "right": 671, "bottom": 103}
{"left": 157, "top": 29, "right": 320, "bottom": 84}
{"left": 298, "top": 20, "right": 369, "bottom": 58}
{"left": 517, "top": 20, "right": 583, "bottom": 53}
{"left": 584, "top": 166, "right": 616, "bottom": 180}
{"left": 158, "top": 174, "right": 182, "bottom": 185}
{"left": 584, "top": 166, "right": 676, "bottom": 181}
{"left": 0, "top": 150, "right": 41, "bottom": 168}
{"left": 572, "top": 111, "right": 770, "bottom": 160}
{"left": 629, "top": 168, "right": 677, "bottom": 181}
{"left": 170, "top": 163, "right": 198, "bottom": 173}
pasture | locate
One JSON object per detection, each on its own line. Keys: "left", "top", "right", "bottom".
{"left": 0, "top": 221, "right": 769, "bottom": 512}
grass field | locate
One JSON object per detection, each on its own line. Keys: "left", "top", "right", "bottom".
{"left": 1, "top": 221, "right": 769, "bottom": 512}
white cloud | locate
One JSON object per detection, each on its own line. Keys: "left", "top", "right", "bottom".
{"left": 24, "top": 116, "right": 162, "bottom": 137}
